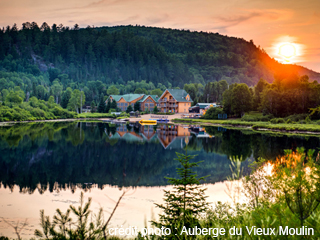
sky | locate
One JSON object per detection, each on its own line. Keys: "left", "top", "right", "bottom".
{"left": 1, "top": 0, "right": 320, "bottom": 72}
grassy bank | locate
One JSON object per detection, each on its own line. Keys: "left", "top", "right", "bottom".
{"left": 172, "top": 118, "right": 320, "bottom": 134}
{"left": 77, "top": 112, "right": 117, "bottom": 118}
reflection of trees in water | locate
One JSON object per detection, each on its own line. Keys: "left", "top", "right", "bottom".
{"left": 202, "top": 126, "right": 320, "bottom": 161}
{"left": 0, "top": 122, "right": 232, "bottom": 193}
{"left": 0, "top": 123, "right": 319, "bottom": 194}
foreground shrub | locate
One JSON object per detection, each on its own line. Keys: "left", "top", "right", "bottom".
{"left": 241, "top": 113, "right": 273, "bottom": 122}
{"left": 269, "top": 118, "right": 285, "bottom": 124}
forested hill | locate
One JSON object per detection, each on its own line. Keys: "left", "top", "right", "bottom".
{"left": 0, "top": 22, "right": 319, "bottom": 89}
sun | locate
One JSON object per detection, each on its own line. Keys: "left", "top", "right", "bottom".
{"left": 278, "top": 43, "right": 296, "bottom": 59}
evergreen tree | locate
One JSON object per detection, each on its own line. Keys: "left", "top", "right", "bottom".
{"left": 97, "top": 95, "right": 106, "bottom": 113}
{"left": 90, "top": 100, "right": 96, "bottom": 113}
{"left": 153, "top": 152, "right": 208, "bottom": 238}
{"left": 126, "top": 105, "right": 133, "bottom": 113}
{"left": 111, "top": 100, "right": 117, "bottom": 109}
{"left": 105, "top": 99, "right": 111, "bottom": 113}
{"left": 153, "top": 105, "right": 159, "bottom": 113}
{"left": 61, "top": 88, "right": 72, "bottom": 109}
{"left": 134, "top": 101, "right": 140, "bottom": 111}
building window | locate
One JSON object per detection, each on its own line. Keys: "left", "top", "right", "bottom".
{"left": 150, "top": 103, "right": 154, "bottom": 107}
{"left": 185, "top": 103, "right": 186, "bottom": 106}
{"left": 125, "top": 103, "right": 128, "bottom": 106}
{"left": 145, "top": 103, "right": 149, "bottom": 107}
{"left": 121, "top": 103, "right": 124, "bottom": 106}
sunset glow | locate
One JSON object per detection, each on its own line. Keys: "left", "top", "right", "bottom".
{"left": 278, "top": 43, "right": 296, "bottom": 60}
{"left": 271, "top": 36, "right": 304, "bottom": 64}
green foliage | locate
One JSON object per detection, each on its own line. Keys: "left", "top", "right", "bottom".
{"left": 77, "top": 113, "right": 116, "bottom": 118}
{"left": 90, "top": 100, "right": 96, "bottom": 113}
{"left": 134, "top": 101, "right": 141, "bottom": 111}
{"left": 230, "top": 83, "right": 252, "bottom": 116}
{"left": 0, "top": 96, "right": 76, "bottom": 121}
{"left": 61, "top": 87, "right": 72, "bottom": 109}
{"left": 200, "top": 80, "right": 227, "bottom": 103}
{"left": 200, "top": 148, "right": 320, "bottom": 239}
{"left": 67, "top": 89, "right": 85, "bottom": 113}
{"left": 260, "top": 75, "right": 320, "bottom": 117}
{"left": 134, "top": 88, "right": 148, "bottom": 94}
{"left": 150, "top": 88, "right": 163, "bottom": 96}
{"left": 241, "top": 112, "right": 273, "bottom": 122}
{"left": 35, "top": 192, "right": 105, "bottom": 240}
{"left": 269, "top": 118, "right": 285, "bottom": 124}
{"left": 126, "top": 104, "right": 133, "bottom": 113}
{"left": 153, "top": 152, "right": 208, "bottom": 238}
{"left": 107, "top": 85, "right": 120, "bottom": 95}
{"left": 5, "top": 87, "right": 25, "bottom": 104}
{"left": 97, "top": 95, "right": 106, "bottom": 113}
{"left": 153, "top": 105, "right": 159, "bottom": 113}
{"left": 202, "top": 107, "right": 224, "bottom": 119}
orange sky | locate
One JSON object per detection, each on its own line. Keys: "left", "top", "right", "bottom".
{"left": 1, "top": 0, "right": 320, "bottom": 72}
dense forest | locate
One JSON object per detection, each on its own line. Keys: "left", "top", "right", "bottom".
{"left": 1, "top": 22, "right": 320, "bottom": 105}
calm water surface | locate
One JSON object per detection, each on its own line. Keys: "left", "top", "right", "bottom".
{"left": 1, "top": 122, "right": 320, "bottom": 238}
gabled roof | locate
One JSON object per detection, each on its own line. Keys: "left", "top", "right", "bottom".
{"left": 120, "top": 94, "right": 145, "bottom": 102}
{"left": 159, "top": 89, "right": 192, "bottom": 102}
{"left": 138, "top": 95, "right": 160, "bottom": 103}
{"left": 108, "top": 94, "right": 145, "bottom": 103}
{"left": 108, "top": 95, "right": 122, "bottom": 102}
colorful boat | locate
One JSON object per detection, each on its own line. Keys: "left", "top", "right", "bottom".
{"left": 139, "top": 119, "right": 157, "bottom": 125}
{"left": 157, "top": 119, "right": 169, "bottom": 123}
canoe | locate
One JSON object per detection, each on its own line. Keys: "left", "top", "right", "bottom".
{"left": 139, "top": 119, "right": 157, "bottom": 125}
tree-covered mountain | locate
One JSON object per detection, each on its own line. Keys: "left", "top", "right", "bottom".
{"left": 1, "top": 22, "right": 319, "bottom": 91}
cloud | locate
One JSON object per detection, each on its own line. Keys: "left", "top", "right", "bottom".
{"left": 215, "top": 9, "right": 288, "bottom": 28}
{"left": 145, "top": 14, "right": 170, "bottom": 25}
{"left": 217, "top": 12, "right": 263, "bottom": 25}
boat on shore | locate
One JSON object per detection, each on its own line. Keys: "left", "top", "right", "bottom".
{"left": 139, "top": 119, "right": 157, "bottom": 125}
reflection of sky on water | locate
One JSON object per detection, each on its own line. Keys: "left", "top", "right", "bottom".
{"left": 0, "top": 182, "right": 230, "bottom": 238}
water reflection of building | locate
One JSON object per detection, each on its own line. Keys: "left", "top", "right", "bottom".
{"left": 157, "top": 125, "right": 191, "bottom": 150}
{"left": 105, "top": 124, "right": 158, "bottom": 142}
{"left": 188, "top": 126, "right": 214, "bottom": 138}
{"left": 140, "top": 125, "right": 157, "bottom": 141}
{"left": 105, "top": 124, "right": 191, "bottom": 149}
{"left": 106, "top": 124, "right": 144, "bottom": 142}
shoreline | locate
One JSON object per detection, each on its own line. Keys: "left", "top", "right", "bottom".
{"left": 2, "top": 117, "right": 320, "bottom": 136}
{"left": 0, "top": 118, "right": 104, "bottom": 126}
{"left": 172, "top": 118, "right": 320, "bottom": 136}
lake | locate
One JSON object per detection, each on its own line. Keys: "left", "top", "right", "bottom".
{"left": 1, "top": 121, "right": 320, "bottom": 238}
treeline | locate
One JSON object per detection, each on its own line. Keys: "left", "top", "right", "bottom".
{"left": 222, "top": 75, "right": 320, "bottom": 118}
{"left": 1, "top": 22, "right": 319, "bottom": 92}
{"left": 0, "top": 70, "right": 172, "bottom": 108}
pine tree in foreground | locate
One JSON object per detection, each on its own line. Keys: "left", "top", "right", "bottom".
{"left": 152, "top": 151, "right": 208, "bottom": 238}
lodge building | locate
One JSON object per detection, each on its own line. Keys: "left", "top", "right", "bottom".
{"left": 107, "top": 89, "right": 192, "bottom": 113}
